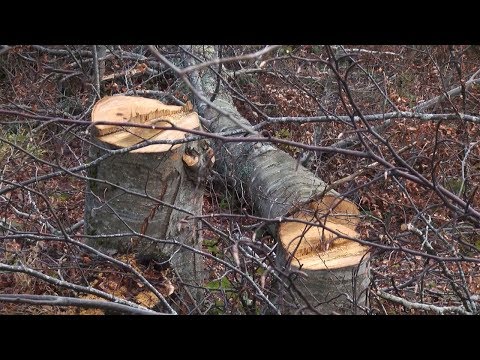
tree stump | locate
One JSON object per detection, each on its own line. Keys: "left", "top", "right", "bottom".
{"left": 204, "top": 98, "right": 370, "bottom": 314}
{"left": 84, "top": 96, "right": 211, "bottom": 300}
{"left": 276, "top": 195, "right": 370, "bottom": 314}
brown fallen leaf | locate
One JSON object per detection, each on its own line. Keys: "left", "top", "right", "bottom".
{"left": 135, "top": 291, "right": 159, "bottom": 309}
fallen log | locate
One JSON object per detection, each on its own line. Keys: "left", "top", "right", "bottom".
{"left": 201, "top": 90, "right": 370, "bottom": 314}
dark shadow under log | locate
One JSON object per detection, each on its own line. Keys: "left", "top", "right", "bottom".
{"left": 203, "top": 98, "right": 370, "bottom": 314}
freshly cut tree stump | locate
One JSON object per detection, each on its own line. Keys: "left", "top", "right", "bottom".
{"left": 84, "top": 96, "right": 212, "bottom": 300}
{"left": 203, "top": 98, "right": 370, "bottom": 314}
{"left": 277, "top": 196, "right": 370, "bottom": 314}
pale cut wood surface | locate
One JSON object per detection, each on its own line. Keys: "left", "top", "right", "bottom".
{"left": 91, "top": 96, "right": 199, "bottom": 153}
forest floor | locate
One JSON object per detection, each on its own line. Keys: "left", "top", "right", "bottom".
{"left": 1, "top": 45, "right": 479, "bottom": 314}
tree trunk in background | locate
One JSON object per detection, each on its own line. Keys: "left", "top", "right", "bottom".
{"left": 97, "top": 45, "right": 106, "bottom": 80}
{"left": 191, "top": 46, "right": 370, "bottom": 313}
{"left": 84, "top": 96, "right": 209, "bottom": 303}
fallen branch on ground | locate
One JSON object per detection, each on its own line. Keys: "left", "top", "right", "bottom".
{"left": 377, "top": 289, "right": 476, "bottom": 315}
{"left": 0, "top": 294, "right": 162, "bottom": 315}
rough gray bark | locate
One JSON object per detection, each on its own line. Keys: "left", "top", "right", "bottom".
{"left": 84, "top": 134, "right": 207, "bottom": 301}
{"left": 205, "top": 98, "right": 343, "bottom": 218}
{"left": 276, "top": 248, "right": 370, "bottom": 314}
{"left": 188, "top": 44, "right": 370, "bottom": 313}
{"left": 203, "top": 99, "right": 369, "bottom": 314}
{"left": 97, "top": 45, "right": 107, "bottom": 80}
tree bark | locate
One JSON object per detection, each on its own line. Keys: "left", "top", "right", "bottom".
{"left": 84, "top": 96, "right": 209, "bottom": 302}
{"left": 195, "top": 60, "right": 370, "bottom": 313}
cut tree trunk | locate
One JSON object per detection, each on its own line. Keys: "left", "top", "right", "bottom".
{"left": 84, "top": 95, "right": 211, "bottom": 302}
{"left": 202, "top": 95, "right": 370, "bottom": 314}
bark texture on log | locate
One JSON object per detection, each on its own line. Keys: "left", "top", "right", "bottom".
{"left": 276, "top": 247, "right": 370, "bottom": 314}
{"left": 84, "top": 96, "right": 209, "bottom": 299}
{"left": 203, "top": 97, "right": 370, "bottom": 314}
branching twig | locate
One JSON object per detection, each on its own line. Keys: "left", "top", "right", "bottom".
{"left": 180, "top": 45, "right": 281, "bottom": 75}
{"left": 148, "top": 45, "right": 257, "bottom": 135}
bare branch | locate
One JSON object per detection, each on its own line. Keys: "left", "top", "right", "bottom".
{"left": 0, "top": 294, "right": 163, "bottom": 315}
{"left": 415, "top": 75, "right": 480, "bottom": 112}
{"left": 262, "top": 111, "right": 480, "bottom": 127}
{"left": 377, "top": 290, "right": 475, "bottom": 315}
{"left": 92, "top": 45, "right": 101, "bottom": 98}
{"left": 0, "top": 45, "right": 11, "bottom": 56}
{"left": 0, "top": 262, "right": 156, "bottom": 313}
{"left": 31, "top": 45, "right": 91, "bottom": 56}
{"left": 180, "top": 45, "right": 281, "bottom": 75}
{"left": 342, "top": 47, "right": 403, "bottom": 58}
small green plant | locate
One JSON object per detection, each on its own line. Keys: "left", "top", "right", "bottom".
{"left": 475, "top": 240, "right": 480, "bottom": 251}
{"left": 445, "top": 178, "right": 464, "bottom": 194}
{"left": 52, "top": 192, "right": 71, "bottom": 202}
{"left": 203, "top": 238, "right": 220, "bottom": 256}
{"left": 205, "top": 277, "right": 258, "bottom": 314}
{"left": 255, "top": 267, "right": 266, "bottom": 276}
{"left": 218, "top": 196, "right": 230, "bottom": 210}
{"left": 275, "top": 128, "right": 291, "bottom": 139}
{"left": 206, "top": 276, "right": 232, "bottom": 291}
{"left": 278, "top": 45, "right": 294, "bottom": 55}
{"left": 0, "top": 127, "right": 45, "bottom": 160}
{"left": 311, "top": 45, "right": 323, "bottom": 55}
{"left": 275, "top": 128, "right": 299, "bottom": 154}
